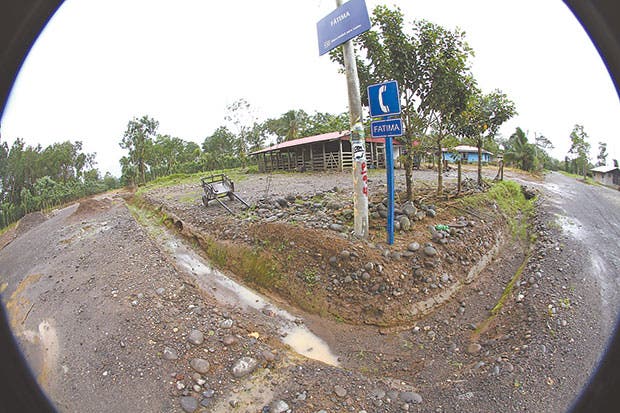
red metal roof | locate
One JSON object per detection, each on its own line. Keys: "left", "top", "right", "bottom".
{"left": 251, "top": 131, "right": 400, "bottom": 155}
{"left": 251, "top": 131, "right": 348, "bottom": 155}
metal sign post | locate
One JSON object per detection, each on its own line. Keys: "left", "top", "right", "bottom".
{"left": 368, "top": 80, "right": 402, "bottom": 245}
{"left": 385, "top": 136, "right": 395, "bottom": 244}
{"left": 317, "top": 0, "right": 371, "bottom": 238}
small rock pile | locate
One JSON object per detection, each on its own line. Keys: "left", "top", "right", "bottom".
{"left": 369, "top": 198, "right": 436, "bottom": 231}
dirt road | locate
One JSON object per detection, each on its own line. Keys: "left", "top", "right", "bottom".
{"left": 1, "top": 169, "right": 619, "bottom": 412}
{"left": 543, "top": 172, "right": 620, "bottom": 329}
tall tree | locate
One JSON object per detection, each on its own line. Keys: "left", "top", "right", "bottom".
{"left": 535, "top": 134, "right": 553, "bottom": 151}
{"left": 120, "top": 115, "right": 159, "bottom": 185}
{"left": 302, "top": 111, "right": 349, "bottom": 137}
{"left": 0, "top": 137, "right": 104, "bottom": 227}
{"left": 146, "top": 135, "right": 197, "bottom": 178}
{"left": 504, "top": 127, "right": 536, "bottom": 171}
{"left": 273, "top": 110, "right": 309, "bottom": 143}
{"left": 331, "top": 6, "right": 476, "bottom": 197}
{"left": 202, "top": 126, "right": 236, "bottom": 156}
{"left": 245, "top": 122, "right": 268, "bottom": 153}
{"left": 224, "top": 99, "right": 258, "bottom": 166}
{"left": 597, "top": 141, "right": 608, "bottom": 166}
{"left": 568, "top": 124, "right": 591, "bottom": 180}
{"left": 460, "top": 90, "right": 516, "bottom": 185}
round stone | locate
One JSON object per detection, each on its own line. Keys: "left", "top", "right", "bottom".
{"left": 407, "top": 242, "right": 420, "bottom": 252}
{"left": 180, "top": 396, "right": 198, "bottom": 413}
{"left": 190, "top": 358, "right": 210, "bottom": 374}
{"left": 400, "top": 391, "right": 423, "bottom": 404}
{"left": 220, "top": 319, "right": 234, "bottom": 329}
{"left": 270, "top": 400, "right": 290, "bottom": 413}
{"left": 399, "top": 216, "right": 412, "bottom": 231}
{"left": 334, "top": 385, "right": 347, "bottom": 397}
{"left": 188, "top": 329, "right": 204, "bottom": 345}
{"left": 423, "top": 246, "right": 437, "bottom": 257}
{"left": 163, "top": 347, "right": 178, "bottom": 360}
{"left": 467, "top": 343, "right": 482, "bottom": 354}
{"left": 222, "top": 335, "right": 237, "bottom": 346}
{"left": 329, "top": 223, "right": 345, "bottom": 232}
{"left": 402, "top": 204, "right": 417, "bottom": 217}
{"left": 232, "top": 357, "right": 258, "bottom": 378}
{"left": 261, "top": 350, "right": 277, "bottom": 362}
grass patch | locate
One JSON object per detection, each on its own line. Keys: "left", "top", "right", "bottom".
{"left": 473, "top": 250, "right": 530, "bottom": 337}
{"left": 136, "top": 168, "right": 248, "bottom": 195}
{"left": 558, "top": 170, "right": 598, "bottom": 185}
{"left": 178, "top": 194, "right": 199, "bottom": 204}
{"left": 490, "top": 254, "right": 528, "bottom": 316}
{"left": 0, "top": 222, "right": 16, "bottom": 237}
{"left": 461, "top": 180, "right": 534, "bottom": 241}
{"left": 126, "top": 202, "right": 167, "bottom": 238}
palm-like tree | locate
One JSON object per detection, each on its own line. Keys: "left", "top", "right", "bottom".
{"left": 504, "top": 127, "right": 535, "bottom": 171}
{"left": 280, "top": 110, "right": 309, "bottom": 142}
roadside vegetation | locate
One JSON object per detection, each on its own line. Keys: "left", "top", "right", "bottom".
{"left": 465, "top": 180, "right": 536, "bottom": 242}
{"left": 0, "top": 139, "right": 119, "bottom": 228}
{"left": 134, "top": 168, "right": 250, "bottom": 196}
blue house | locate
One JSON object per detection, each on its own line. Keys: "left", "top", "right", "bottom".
{"left": 443, "top": 145, "right": 493, "bottom": 164}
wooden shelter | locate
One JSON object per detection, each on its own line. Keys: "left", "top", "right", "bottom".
{"left": 251, "top": 131, "right": 402, "bottom": 173}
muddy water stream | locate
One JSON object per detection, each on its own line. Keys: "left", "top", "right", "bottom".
{"left": 133, "top": 206, "right": 339, "bottom": 365}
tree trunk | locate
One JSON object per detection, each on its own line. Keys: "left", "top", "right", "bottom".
{"left": 437, "top": 139, "right": 443, "bottom": 195}
{"left": 404, "top": 155, "right": 413, "bottom": 201}
{"left": 477, "top": 143, "right": 483, "bottom": 187}
{"left": 583, "top": 161, "right": 587, "bottom": 181}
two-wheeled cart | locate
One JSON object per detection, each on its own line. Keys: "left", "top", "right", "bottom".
{"left": 200, "top": 174, "right": 249, "bottom": 214}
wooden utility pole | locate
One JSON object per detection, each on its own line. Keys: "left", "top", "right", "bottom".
{"left": 336, "top": 0, "right": 368, "bottom": 238}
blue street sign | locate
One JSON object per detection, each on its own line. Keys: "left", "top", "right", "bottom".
{"left": 385, "top": 136, "right": 395, "bottom": 245}
{"left": 316, "top": 0, "right": 371, "bottom": 56}
{"left": 370, "top": 118, "right": 403, "bottom": 138}
{"left": 367, "top": 80, "right": 401, "bottom": 117}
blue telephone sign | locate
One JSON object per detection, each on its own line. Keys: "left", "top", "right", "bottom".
{"left": 367, "top": 80, "right": 401, "bottom": 117}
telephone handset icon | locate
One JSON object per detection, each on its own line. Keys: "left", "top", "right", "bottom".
{"left": 378, "top": 84, "right": 390, "bottom": 113}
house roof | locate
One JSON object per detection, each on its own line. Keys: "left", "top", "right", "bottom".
{"left": 251, "top": 131, "right": 348, "bottom": 155}
{"left": 442, "top": 145, "right": 493, "bottom": 155}
{"left": 250, "top": 131, "right": 400, "bottom": 155}
{"left": 591, "top": 165, "right": 620, "bottom": 173}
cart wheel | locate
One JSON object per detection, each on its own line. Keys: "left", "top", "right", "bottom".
{"left": 202, "top": 195, "right": 209, "bottom": 207}
{"left": 227, "top": 192, "right": 235, "bottom": 202}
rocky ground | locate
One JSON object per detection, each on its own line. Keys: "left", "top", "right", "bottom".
{"left": 0, "top": 166, "right": 617, "bottom": 413}
{"left": 141, "top": 167, "right": 507, "bottom": 327}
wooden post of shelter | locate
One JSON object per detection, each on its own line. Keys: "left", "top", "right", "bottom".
{"left": 457, "top": 159, "right": 462, "bottom": 193}
{"left": 339, "top": 139, "right": 344, "bottom": 171}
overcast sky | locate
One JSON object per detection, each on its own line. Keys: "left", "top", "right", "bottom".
{"left": 1, "top": 0, "right": 619, "bottom": 176}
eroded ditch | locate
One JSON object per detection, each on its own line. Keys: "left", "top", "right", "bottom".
{"left": 129, "top": 202, "right": 340, "bottom": 366}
